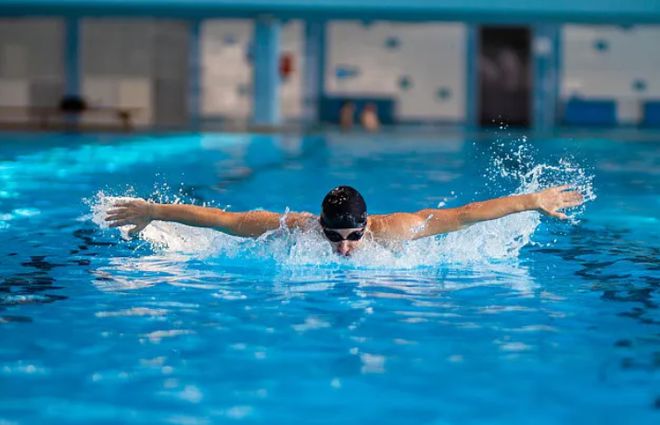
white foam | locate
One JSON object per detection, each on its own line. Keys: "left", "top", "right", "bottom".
{"left": 90, "top": 192, "right": 241, "bottom": 256}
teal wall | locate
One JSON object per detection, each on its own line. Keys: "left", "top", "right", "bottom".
{"left": 2, "top": 0, "right": 660, "bottom": 23}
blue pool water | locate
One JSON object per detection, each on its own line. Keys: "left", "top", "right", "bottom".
{"left": 0, "top": 131, "right": 658, "bottom": 424}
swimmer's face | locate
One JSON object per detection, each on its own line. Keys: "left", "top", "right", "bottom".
{"left": 322, "top": 227, "right": 365, "bottom": 256}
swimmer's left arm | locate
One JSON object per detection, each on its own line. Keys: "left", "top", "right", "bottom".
{"left": 372, "top": 186, "right": 584, "bottom": 240}
{"left": 412, "top": 185, "right": 584, "bottom": 238}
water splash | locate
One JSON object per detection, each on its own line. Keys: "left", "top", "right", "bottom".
{"left": 90, "top": 191, "right": 241, "bottom": 257}
{"left": 488, "top": 137, "right": 596, "bottom": 224}
{"left": 89, "top": 139, "right": 595, "bottom": 269}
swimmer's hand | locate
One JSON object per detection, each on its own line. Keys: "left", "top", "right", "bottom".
{"left": 532, "top": 185, "right": 584, "bottom": 220}
{"left": 105, "top": 199, "right": 153, "bottom": 237}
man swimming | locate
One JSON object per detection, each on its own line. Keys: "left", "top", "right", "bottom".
{"left": 105, "top": 185, "right": 584, "bottom": 256}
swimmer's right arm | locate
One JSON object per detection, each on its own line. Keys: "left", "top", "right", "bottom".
{"left": 105, "top": 199, "right": 314, "bottom": 238}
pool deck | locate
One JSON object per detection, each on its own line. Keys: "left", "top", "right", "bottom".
{"left": 1, "top": 125, "right": 660, "bottom": 147}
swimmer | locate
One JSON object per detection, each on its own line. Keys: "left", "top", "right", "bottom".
{"left": 339, "top": 101, "right": 355, "bottom": 131}
{"left": 105, "top": 185, "right": 584, "bottom": 257}
{"left": 360, "top": 103, "right": 380, "bottom": 132}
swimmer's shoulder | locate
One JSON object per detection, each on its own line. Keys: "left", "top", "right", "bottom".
{"left": 368, "top": 213, "right": 425, "bottom": 240}
{"left": 284, "top": 211, "right": 319, "bottom": 231}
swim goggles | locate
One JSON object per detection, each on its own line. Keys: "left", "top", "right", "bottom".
{"left": 322, "top": 227, "right": 365, "bottom": 242}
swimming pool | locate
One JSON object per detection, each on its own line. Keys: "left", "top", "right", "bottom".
{"left": 0, "top": 130, "right": 658, "bottom": 424}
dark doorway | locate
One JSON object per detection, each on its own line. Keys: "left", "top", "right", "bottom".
{"left": 478, "top": 26, "right": 531, "bottom": 128}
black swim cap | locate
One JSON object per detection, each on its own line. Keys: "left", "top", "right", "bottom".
{"left": 320, "top": 186, "right": 367, "bottom": 229}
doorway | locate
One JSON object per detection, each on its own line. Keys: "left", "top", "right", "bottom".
{"left": 478, "top": 26, "right": 531, "bottom": 128}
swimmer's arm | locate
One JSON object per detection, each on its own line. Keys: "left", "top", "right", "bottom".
{"left": 372, "top": 186, "right": 584, "bottom": 240}
{"left": 105, "top": 199, "right": 315, "bottom": 237}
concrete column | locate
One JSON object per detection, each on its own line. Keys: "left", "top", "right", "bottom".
{"left": 64, "top": 17, "right": 81, "bottom": 96}
{"left": 302, "top": 20, "right": 326, "bottom": 124}
{"left": 252, "top": 16, "right": 281, "bottom": 126}
{"left": 188, "top": 19, "right": 202, "bottom": 130}
{"left": 533, "top": 24, "right": 561, "bottom": 133}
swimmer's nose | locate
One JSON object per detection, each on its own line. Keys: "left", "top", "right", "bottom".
{"left": 336, "top": 242, "right": 351, "bottom": 256}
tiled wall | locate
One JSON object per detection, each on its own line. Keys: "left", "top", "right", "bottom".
{"left": 201, "top": 19, "right": 303, "bottom": 121}
{"left": 326, "top": 21, "right": 467, "bottom": 122}
{"left": 3, "top": 18, "right": 658, "bottom": 128}
{"left": 280, "top": 20, "right": 304, "bottom": 120}
{"left": 0, "top": 18, "right": 191, "bottom": 129}
{"left": 562, "top": 25, "right": 660, "bottom": 124}
{"left": 201, "top": 20, "right": 253, "bottom": 120}
{"left": 82, "top": 19, "right": 189, "bottom": 127}
{"left": 0, "top": 19, "right": 64, "bottom": 122}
